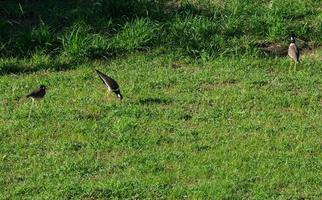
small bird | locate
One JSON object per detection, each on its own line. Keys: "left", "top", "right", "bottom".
{"left": 95, "top": 69, "right": 123, "bottom": 100}
{"left": 26, "top": 85, "right": 46, "bottom": 100}
{"left": 288, "top": 33, "right": 300, "bottom": 71}
{"left": 26, "top": 85, "right": 46, "bottom": 118}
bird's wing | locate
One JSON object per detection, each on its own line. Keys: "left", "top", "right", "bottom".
{"left": 288, "top": 44, "right": 299, "bottom": 62}
{"left": 95, "top": 70, "right": 120, "bottom": 91}
{"left": 296, "top": 48, "right": 300, "bottom": 61}
{"left": 26, "top": 88, "right": 40, "bottom": 97}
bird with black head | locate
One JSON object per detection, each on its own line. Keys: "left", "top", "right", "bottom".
{"left": 26, "top": 85, "right": 46, "bottom": 100}
{"left": 95, "top": 69, "right": 123, "bottom": 101}
{"left": 26, "top": 85, "right": 47, "bottom": 118}
{"left": 288, "top": 33, "right": 300, "bottom": 71}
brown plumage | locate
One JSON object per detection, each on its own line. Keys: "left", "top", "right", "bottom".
{"left": 288, "top": 34, "right": 300, "bottom": 63}
{"left": 287, "top": 34, "right": 300, "bottom": 72}
{"left": 26, "top": 85, "right": 46, "bottom": 99}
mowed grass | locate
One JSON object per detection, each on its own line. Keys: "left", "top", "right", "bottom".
{"left": 0, "top": 50, "right": 321, "bottom": 199}
{"left": 1, "top": 0, "right": 321, "bottom": 199}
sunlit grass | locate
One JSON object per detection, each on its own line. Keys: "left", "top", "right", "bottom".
{"left": 0, "top": 0, "right": 321, "bottom": 198}
{"left": 0, "top": 49, "right": 321, "bottom": 199}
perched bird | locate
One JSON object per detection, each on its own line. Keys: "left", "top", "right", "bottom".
{"left": 95, "top": 69, "right": 123, "bottom": 100}
{"left": 288, "top": 34, "right": 300, "bottom": 71}
{"left": 26, "top": 85, "right": 46, "bottom": 100}
{"left": 26, "top": 85, "right": 46, "bottom": 118}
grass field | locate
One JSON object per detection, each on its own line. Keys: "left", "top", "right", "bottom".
{"left": 1, "top": 0, "right": 322, "bottom": 199}
{"left": 1, "top": 49, "right": 321, "bottom": 199}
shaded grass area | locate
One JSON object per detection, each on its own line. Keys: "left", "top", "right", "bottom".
{"left": 0, "top": 51, "right": 321, "bottom": 199}
{"left": 0, "top": 0, "right": 321, "bottom": 61}
{"left": 0, "top": 55, "right": 74, "bottom": 75}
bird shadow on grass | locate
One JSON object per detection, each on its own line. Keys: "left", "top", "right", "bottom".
{"left": 251, "top": 80, "right": 269, "bottom": 87}
{"left": 138, "top": 97, "right": 173, "bottom": 105}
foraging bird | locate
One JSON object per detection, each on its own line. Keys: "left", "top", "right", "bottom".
{"left": 288, "top": 34, "right": 300, "bottom": 71}
{"left": 26, "top": 85, "right": 46, "bottom": 118}
{"left": 26, "top": 85, "right": 46, "bottom": 100}
{"left": 95, "top": 69, "right": 123, "bottom": 100}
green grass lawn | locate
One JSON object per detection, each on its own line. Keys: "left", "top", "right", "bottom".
{"left": 1, "top": 0, "right": 321, "bottom": 199}
{"left": 1, "top": 49, "right": 321, "bottom": 199}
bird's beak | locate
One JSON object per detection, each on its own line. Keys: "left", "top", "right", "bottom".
{"left": 117, "top": 94, "right": 123, "bottom": 100}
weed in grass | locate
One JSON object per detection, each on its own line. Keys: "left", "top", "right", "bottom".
{"left": 59, "top": 22, "right": 93, "bottom": 60}
{"left": 111, "top": 18, "right": 159, "bottom": 53}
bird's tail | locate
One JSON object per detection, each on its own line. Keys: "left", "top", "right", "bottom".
{"left": 95, "top": 69, "right": 102, "bottom": 75}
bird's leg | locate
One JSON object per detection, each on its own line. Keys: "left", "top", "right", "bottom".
{"left": 294, "top": 62, "right": 297, "bottom": 72}
{"left": 28, "top": 98, "right": 34, "bottom": 119}
{"left": 289, "top": 60, "right": 293, "bottom": 74}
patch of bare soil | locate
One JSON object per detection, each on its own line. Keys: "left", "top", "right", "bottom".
{"left": 258, "top": 41, "right": 320, "bottom": 59}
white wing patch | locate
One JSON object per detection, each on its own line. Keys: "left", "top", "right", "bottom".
{"left": 96, "top": 70, "right": 120, "bottom": 92}
{"left": 97, "top": 72, "right": 119, "bottom": 91}
{"left": 101, "top": 77, "right": 112, "bottom": 91}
